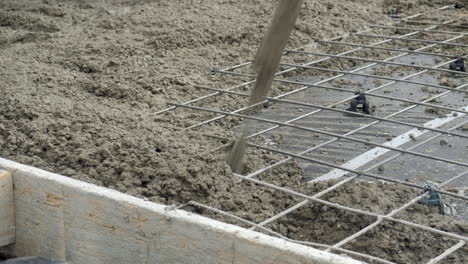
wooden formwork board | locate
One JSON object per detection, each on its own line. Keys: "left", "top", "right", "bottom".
{"left": 0, "top": 170, "right": 15, "bottom": 247}
{"left": 0, "top": 157, "right": 360, "bottom": 264}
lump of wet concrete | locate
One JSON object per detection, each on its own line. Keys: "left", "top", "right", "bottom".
{"left": 377, "top": 165, "right": 384, "bottom": 173}
{"left": 425, "top": 107, "right": 450, "bottom": 118}
{"left": 439, "top": 77, "right": 458, "bottom": 88}
{"left": 271, "top": 133, "right": 283, "bottom": 144}
{"left": 420, "top": 86, "right": 429, "bottom": 93}
{"left": 440, "top": 138, "right": 448, "bottom": 145}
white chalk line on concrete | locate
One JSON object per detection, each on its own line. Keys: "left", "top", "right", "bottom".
{"left": 311, "top": 105, "right": 468, "bottom": 182}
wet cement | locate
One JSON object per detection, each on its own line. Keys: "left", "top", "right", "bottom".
{"left": 0, "top": 0, "right": 467, "bottom": 263}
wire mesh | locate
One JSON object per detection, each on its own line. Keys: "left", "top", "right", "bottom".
{"left": 158, "top": 5, "right": 468, "bottom": 263}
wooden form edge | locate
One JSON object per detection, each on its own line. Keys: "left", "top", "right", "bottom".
{"left": 0, "top": 156, "right": 361, "bottom": 264}
{"left": 0, "top": 170, "right": 15, "bottom": 247}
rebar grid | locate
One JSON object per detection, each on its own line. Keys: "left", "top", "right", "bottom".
{"left": 173, "top": 102, "right": 468, "bottom": 198}
{"left": 252, "top": 120, "right": 468, "bottom": 230}
{"left": 276, "top": 60, "right": 467, "bottom": 90}
{"left": 172, "top": 52, "right": 468, "bottom": 169}
{"left": 163, "top": 6, "right": 468, "bottom": 263}
{"left": 212, "top": 63, "right": 468, "bottom": 114}
{"left": 323, "top": 143, "right": 468, "bottom": 255}
{"left": 210, "top": 57, "right": 468, "bottom": 184}
{"left": 187, "top": 27, "right": 467, "bottom": 184}
{"left": 279, "top": 49, "right": 468, "bottom": 76}
{"left": 185, "top": 31, "right": 466, "bottom": 132}
{"left": 317, "top": 39, "right": 462, "bottom": 58}
{"left": 192, "top": 85, "right": 468, "bottom": 139}
{"left": 152, "top": 28, "right": 372, "bottom": 116}
{"left": 369, "top": 24, "right": 468, "bottom": 35}
{"left": 219, "top": 60, "right": 468, "bottom": 95}
{"left": 403, "top": 20, "right": 468, "bottom": 29}
{"left": 355, "top": 33, "right": 468, "bottom": 47}
{"left": 153, "top": 5, "right": 454, "bottom": 116}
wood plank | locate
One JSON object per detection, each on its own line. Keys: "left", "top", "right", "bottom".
{"left": 2, "top": 159, "right": 361, "bottom": 264}
{"left": 0, "top": 170, "right": 15, "bottom": 247}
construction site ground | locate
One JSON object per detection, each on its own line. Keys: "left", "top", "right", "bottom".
{"left": 0, "top": 0, "right": 467, "bottom": 263}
